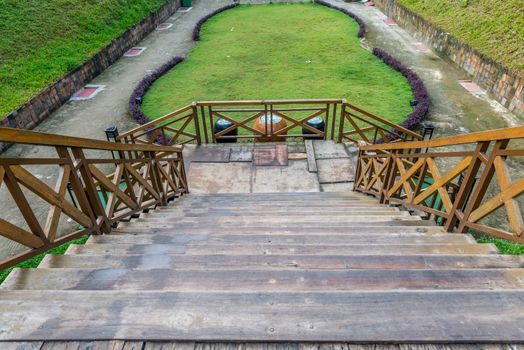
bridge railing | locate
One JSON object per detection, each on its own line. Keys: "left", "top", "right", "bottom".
{"left": 355, "top": 126, "right": 524, "bottom": 242}
{"left": 0, "top": 127, "right": 188, "bottom": 270}
{"left": 118, "top": 99, "right": 423, "bottom": 145}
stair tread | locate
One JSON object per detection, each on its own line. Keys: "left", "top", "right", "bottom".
{"left": 112, "top": 226, "right": 445, "bottom": 235}
{"left": 39, "top": 253, "right": 524, "bottom": 270}
{"left": 66, "top": 243, "right": 498, "bottom": 256}
{"left": 2, "top": 290, "right": 524, "bottom": 341}
{"left": 86, "top": 233, "right": 474, "bottom": 245}
{"left": 4, "top": 268, "right": 524, "bottom": 291}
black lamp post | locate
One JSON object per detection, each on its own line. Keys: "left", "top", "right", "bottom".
{"left": 105, "top": 126, "right": 120, "bottom": 159}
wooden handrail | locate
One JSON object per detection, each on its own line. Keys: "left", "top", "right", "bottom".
{"left": 0, "top": 127, "right": 182, "bottom": 153}
{"left": 119, "top": 98, "right": 420, "bottom": 146}
{"left": 346, "top": 103, "right": 422, "bottom": 140}
{"left": 354, "top": 125, "right": 524, "bottom": 243}
{"left": 361, "top": 126, "right": 524, "bottom": 151}
{"left": 0, "top": 128, "right": 189, "bottom": 271}
{"left": 118, "top": 104, "right": 194, "bottom": 140}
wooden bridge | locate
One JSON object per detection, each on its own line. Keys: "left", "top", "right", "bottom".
{"left": 0, "top": 99, "right": 523, "bottom": 348}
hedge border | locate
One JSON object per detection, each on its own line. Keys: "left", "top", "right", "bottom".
{"left": 372, "top": 48, "right": 429, "bottom": 131}
{"left": 193, "top": 3, "right": 239, "bottom": 41}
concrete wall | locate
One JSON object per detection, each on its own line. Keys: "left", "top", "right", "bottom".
{"left": 0, "top": 0, "right": 181, "bottom": 149}
{"left": 373, "top": 0, "right": 524, "bottom": 119}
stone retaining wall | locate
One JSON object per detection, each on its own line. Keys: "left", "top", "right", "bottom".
{"left": 373, "top": 0, "right": 524, "bottom": 119}
{"left": 0, "top": 0, "right": 181, "bottom": 151}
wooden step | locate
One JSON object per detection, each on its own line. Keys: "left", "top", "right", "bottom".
{"left": 112, "top": 225, "right": 445, "bottom": 235}
{"left": 66, "top": 243, "right": 498, "bottom": 256}
{"left": 126, "top": 215, "right": 425, "bottom": 225}
{"left": 39, "top": 253, "right": 524, "bottom": 270}
{"left": 5, "top": 268, "right": 524, "bottom": 291}
{"left": 153, "top": 208, "right": 403, "bottom": 217}
{"left": 119, "top": 219, "right": 436, "bottom": 230}
{"left": 2, "top": 290, "right": 524, "bottom": 341}
{"left": 141, "top": 212, "right": 411, "bottom": 220}
{"left": 85, "top": 233, "right": 475, "bottom": 245}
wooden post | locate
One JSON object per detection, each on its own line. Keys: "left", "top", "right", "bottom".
{"left": 444, "top": 141, "right": 490, "bottom": 231}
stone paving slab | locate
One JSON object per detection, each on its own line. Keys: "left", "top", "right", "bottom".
{"left": 252, "top": 160, "right": 319, "bottom": 193}
{"left": 321, "top": 182, "right": 354, "bottom": 192}
{"left": 317, "top": 158, "right": 355, "bottom": 184}
{"left": 313, "top": 140, "right": 349, "bottom": 159}
{"left": 188, "top": 163, "right": 252, "bottom": 194}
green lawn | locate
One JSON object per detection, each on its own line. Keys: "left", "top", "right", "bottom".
{"left": 398, "top": 0, "right": 524, "bottom": 75}
{"left": 142, "top": 3, "right": 413, "bottom": 128}
{"left": 0, "top": 235, "right": 89, "bottom": 285}
{"left": 475, "top": 234, "right": 524, "bottom": 255}
{"left": 0, "top": 0, "right": 169, "bottom": 118}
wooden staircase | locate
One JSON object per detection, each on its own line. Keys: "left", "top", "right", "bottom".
{"left": 2, "top": 191, "right": 524, "bottom": 343}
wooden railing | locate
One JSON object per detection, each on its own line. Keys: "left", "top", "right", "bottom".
{"left": 354, "top": 126, "right": 524, "bottom": 242}
{"left": 0, "top": 127, "right": 188, "bottom": 270}
{"left": 118, "top": 99, "right": 423, "bottom": 145}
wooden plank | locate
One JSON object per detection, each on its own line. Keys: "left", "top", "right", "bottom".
{"left": 112, "top": 225, "right": 446, "bottom": 235}
{"left": 66, "top": 243, "right": 497, "bottom": 256}
{"left": 86, "top": 233, "right": 473, "bottom": 245}
{"left": 0, "top": 127, "right": 181, "bottom": 153}
{"left": 39, "top": 254, "right": 524, "bottom": 270}
{"left": 305, "top": 140, "right": 317, "bottom": 173}
{"left": 3, "top": 290, "right": 524, "bottom": 341}
{"left": 360, "top": 126, "right": 524, "bottom": 151}
{"left": 5, "top": 268, "right": 524, "bottom": 291}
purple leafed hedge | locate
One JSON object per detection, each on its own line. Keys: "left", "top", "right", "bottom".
{"left": 372, "top": 48, "right": 429, "bottom": 132}
{"left": 193, "top": 3, "right": 240, "bottom": 41}
{"left": 128, "top": 56, "right": 184, "bottom": 144}
{"left": 314, "top": 0, "right": 366, "bottom": 38}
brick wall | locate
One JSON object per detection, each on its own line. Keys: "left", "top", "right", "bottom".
{"left": 373, "top": 0, "right": 524, "bottom": 119}
{"left": 0, "top": 0, "right": 181, "bottom": 151}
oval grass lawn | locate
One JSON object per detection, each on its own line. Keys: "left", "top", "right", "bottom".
{"left": 142, "top": 3, "right": 413, "bottom": 125}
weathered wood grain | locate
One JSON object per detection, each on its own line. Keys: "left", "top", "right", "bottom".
{"left": 3, "top": 291, "right": 524, "bottom": 341}
{"left": 5, "top": 268, "right": 524, "bottom": 291}
{"left": 66, "top": 243, "right": 497, "bottom": 256}
{"left": 38, "top": 254, "right": 524, "bottom": 270}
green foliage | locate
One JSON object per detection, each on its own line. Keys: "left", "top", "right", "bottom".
{"left": 142, "top": 3, "right": 413, "bottom": 125}
{"left": 0, "top": 235, "right": 89, "bottom": 284}
{"left": 475, "top": 234, "right": 524, "bottom": 255}
{"left": 398, "top": 0, "right": 524, "bottom": 74}
{"left": 0, "top": 0, "right": 169, "bottom": 118}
